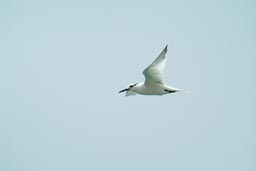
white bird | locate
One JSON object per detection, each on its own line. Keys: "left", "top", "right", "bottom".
{"left": 119, "top": 45, "right": 183, "bottom": 96}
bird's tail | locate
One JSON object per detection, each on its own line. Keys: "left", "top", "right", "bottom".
{"left": 176, "top": 89, "right": 191, "bottom": 93}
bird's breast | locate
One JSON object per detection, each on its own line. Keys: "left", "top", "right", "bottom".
{"left": 133, "top": 84, "right": 168, "bottom": 95}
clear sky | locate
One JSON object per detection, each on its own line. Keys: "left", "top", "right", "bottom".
{"left": 1, "top": 0, "right": 255, "bottom": 170}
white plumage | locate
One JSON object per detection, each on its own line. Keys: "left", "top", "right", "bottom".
{"left": 119, "top": 45, "right": 183, "bottom": 96}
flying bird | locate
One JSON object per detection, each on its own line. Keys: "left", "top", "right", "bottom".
{"left": 119, "top": 45, "right": 183, "bottom": 96}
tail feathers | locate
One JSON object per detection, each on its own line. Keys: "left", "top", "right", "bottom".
{"left": 177, "top": 89, "right": 191, "bottom": 93}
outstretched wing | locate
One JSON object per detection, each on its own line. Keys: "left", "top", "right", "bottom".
{"left": 142, "top": 45, "right": 168, "bottom": 84}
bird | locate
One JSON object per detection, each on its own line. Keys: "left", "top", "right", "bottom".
{"left": 119, "top": 45, "right": 183, "bottom": 96}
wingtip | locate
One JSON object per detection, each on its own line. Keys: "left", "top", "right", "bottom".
{"left": 165, "top": 45, "right": 168, "bottom": 51}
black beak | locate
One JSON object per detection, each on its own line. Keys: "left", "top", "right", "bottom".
{"left": 118, "top": 88, "right": 128, "bottom": 93}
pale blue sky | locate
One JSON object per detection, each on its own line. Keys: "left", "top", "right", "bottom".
{"left": 0, "top": 0, "right": 255, "bottom": 171}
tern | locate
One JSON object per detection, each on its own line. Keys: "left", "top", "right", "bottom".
{"left": 119, "top": 45, "right": 183, "bottom": 96}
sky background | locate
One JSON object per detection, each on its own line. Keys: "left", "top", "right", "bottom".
{"left": 1, "top": 0, "right": 255, "bottom": 170}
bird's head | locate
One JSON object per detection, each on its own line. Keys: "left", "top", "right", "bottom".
{"left": 118, "top": 83, "right": 137, "bottom": 94}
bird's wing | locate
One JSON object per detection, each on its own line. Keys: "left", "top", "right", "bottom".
{"left": 142, "top": 45, "right": 168, "bottom": 84}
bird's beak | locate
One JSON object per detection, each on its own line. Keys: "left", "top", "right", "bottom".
{"left": 118, "top": 88, "right": 128, "bottom": 93}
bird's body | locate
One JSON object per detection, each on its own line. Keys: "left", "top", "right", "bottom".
{"left": 130, "top": 82, "right": 182, "bottom": 96}
{"left": 119, "top": 45, "right": 183, "bottom": 97}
